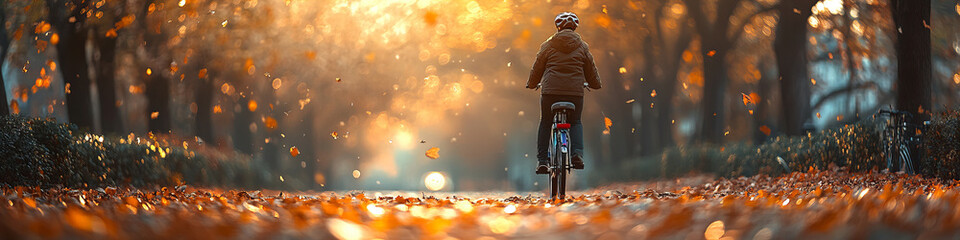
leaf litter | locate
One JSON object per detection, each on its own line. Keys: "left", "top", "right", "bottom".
{"left": 2, "top": 168, "right": 960, "bottom": 239}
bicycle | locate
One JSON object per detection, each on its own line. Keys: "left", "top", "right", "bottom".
{"left": 548, "top": 101, "right": 575, "bottom": 200}
{"left": 534, "top": 83, "right": 590, "bottom": 200}
{"left": 877, "top": 109, "right": 928, "bottom": 174}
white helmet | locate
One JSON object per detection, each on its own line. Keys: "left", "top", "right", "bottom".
{"left": 554, "top": 12, "right": 579, "bottom": 31}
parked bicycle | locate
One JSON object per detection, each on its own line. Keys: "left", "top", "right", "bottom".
{"left": 877, "top": 109, "right": 928, "bottom": 174}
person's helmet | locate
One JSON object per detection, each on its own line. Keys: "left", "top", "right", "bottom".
{"left": 554, "top": 12, "right": 579, "bottom": 31}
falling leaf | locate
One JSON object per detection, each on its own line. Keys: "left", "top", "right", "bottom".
{"left": 146, "top": 68, "right": 152, "bottom": 76}
{"left": 352, "top": 170, "right": 361, "bottom": 179}
{"left": 425, "top": 147, "right": 440, "bottom": 159}
{"left": 603, "top": 117, "right": 613, "bottom": 134}
{"left": 953, "top": 73, "right": 959, "bottom": 84}
{"left": 625, "top": 99, "right": 635, "bottom": 104}
{"left": 10, "top": 100, "right": 19, "bottom": 114}
{"left": 423, "top": 11, "right": 439, "bottom": 25}
{"left": 618, "top": 67, "right": 627, "bottom": 74}
{"left": 150, "top": 112, "right": 160, "bottom": 119}
{"left": 650, "top": 90, "right": 657, "bottom": 98}
{"left": 35, "top": 22, "right": 50, "bottom": 34}
{"left": 707, "top": 50, "right": 716, "bottom": 57}
{"left": 836, "top": 115, "right": 843, "bottom": 121}
{"left": 290, "top": 146, "right": 300, "bottom": 157}
{"left": 50, "top": 33, "right": 59, "bottom": 45}
{"left": 331, "top": 131, "right": 339, "bottom": 139}
{"left": 811, "top": 78, "right": 816, "bottom": 85}
{"left": 759, "top": 125, "right": 771, "bottom": 136}
{"left": 248, "top": 100, "right": 258, "bottom": 112}
{"left": 817, "top": 112, "right": 822, "bottom": 119}
{"left": 264, "top": 117, "right": 278, "bottom": 129}
{"left": 336, "top": 77, "right": 342, "bottom": 82}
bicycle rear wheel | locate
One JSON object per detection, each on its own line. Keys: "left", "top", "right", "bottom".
{"left": 900, "top": 143, "right": 914, "bottom": 174}
{"left": 550, "top": 131, "right": 560, "bottom": 199}
{"left": 557, "top": 135, "right": 568, "bottom": 199}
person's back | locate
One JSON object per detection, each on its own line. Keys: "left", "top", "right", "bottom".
{"left": 526, "top": 12, "right": 601, "bottom": 174}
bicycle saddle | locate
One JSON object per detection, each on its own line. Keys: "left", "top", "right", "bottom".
{"left": 551, "top": 102, "right": 576, "bottom": 111}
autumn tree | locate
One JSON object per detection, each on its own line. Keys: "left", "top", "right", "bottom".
{"left": 640, "top": 0, "right": 695, "bottom": 153}
{"left": 892, "top": 0, "right": 932, "bottom": 120}
{"left": 46, "top": 0, "right": 94, "bottom": 129}
{"left": 140, "top": 1, "right": 172, "bottom": 133}
{"left": 684, "top": 0, "right": 777, "bottom": 144}
{"left": 88, "top": 0, "right": 131, "bottom": 135}
{"left": 774, "top": 0, "right": 818, "bottom": 136}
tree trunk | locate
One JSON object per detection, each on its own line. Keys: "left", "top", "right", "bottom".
{"left": 0, "top": 9, "right": 11, "bottom": 115}
{"left": 262, "top": 87, "right": 281, "bottom": 173}
{"left": 96, "top": 35, "right": 122, "bottom": 134}
{"left": 47, "top": 0, "right": 94, "bottom": 129}
{"left": 656, "top": 59, "right": 682, "bottom": 149}
{"left": 300, "top": 104, "right": 317, "bottom": 187}
{"left": 233, "top": 97, "right": 255, "bottom": 154}
{"left": 142, "top": 1, "right": 170, "bottom": 133}
{"left": 774, "top": 0, "right": 817, "bottom": 136}
{"left": 893, "top": 0, "right": 932, "bottom": 120}
{"left": 754, "top": 61, "right": 774, "bottom": 143}
{"left": 638, "top": 38, "right": 659, "bottom": 156}
{"left": 699, "top": 45, "right": 728, "bottom": 144}
{"left": 602, "top": 57, "right": 635, "bottom": 163}
{"left": 686, "top": 0, "right": 737, "bottom": 144}
{"left": 146, "top": 73, "right": 170, "bottom": 133}
{"left": 194, "top": 77, "right": 214, "bottom": 142}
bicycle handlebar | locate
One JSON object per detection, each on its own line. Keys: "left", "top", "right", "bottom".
{"left": 878, "top": 109, "right": 914, "bottom": 117}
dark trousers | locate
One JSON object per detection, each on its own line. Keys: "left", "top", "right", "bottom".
{"left": 537, "top": 94, "right": 584, "bottom": 163}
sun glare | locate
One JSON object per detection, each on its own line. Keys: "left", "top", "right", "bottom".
{"left": 424, "top": 172, "right": 447, "bottom": 191}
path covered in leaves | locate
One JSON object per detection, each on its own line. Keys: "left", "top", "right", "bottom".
{"left": 3, "top": 168, "right": 960, "bottom": 239}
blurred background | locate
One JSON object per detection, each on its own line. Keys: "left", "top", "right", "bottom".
{"left": 1, "top": 0, "right": 957, "bottom": 191}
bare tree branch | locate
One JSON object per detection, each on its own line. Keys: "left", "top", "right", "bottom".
{"left": 730, "top": 3, "right": 781, "bottom": 44}
{"left": 811, "top": 82, "right": 882, "bottom": 110}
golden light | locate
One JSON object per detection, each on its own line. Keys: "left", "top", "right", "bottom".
{"left": 365, "top": 204, "right": 385, "bottom": 217}
{"left": 326, "top": 219, "right": 366, "bottom": 240}
{"left": 502, "top": 204, "right": 516, "bottom": 214}
{"left": 808, "top": 16, "right": 819, "bottom": 28}
{"left": 352, "top": 170, "right": 361, "bottom": 179}
{"left": 813, "top": 0, "right": 843, "bottom": 15}
{"left": 424, "top": 172, "right": 446, "bottom": 191}
{"left": 271, "top": 78, "right": 282, "bottom": 90}
{"left": 247, "top": 100, "right": 258, "bottom": 112}
{"left": 704, "top": 221, "right": 725, "bottom": 240}
{"left": 394, "top": 130, "right": 414, "bottom": 149}
{"left": 178, "top": 0, "right": 186, "bottom": 7}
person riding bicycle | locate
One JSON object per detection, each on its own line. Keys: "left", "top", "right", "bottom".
{"left": 526, "top": 12, "right": 602, "bottom": 174}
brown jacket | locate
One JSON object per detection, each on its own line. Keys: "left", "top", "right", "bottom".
{"left": 526, "top": 29, "right": 601, "bottom": 96}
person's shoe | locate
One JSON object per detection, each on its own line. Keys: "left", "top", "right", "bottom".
{"left": 536, "top": 162, "right": 550, "bottom": 174}
{"left": 571, "top": 154, "right": 584, "bottom": 169}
